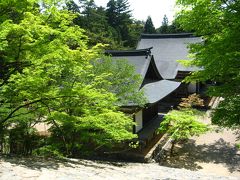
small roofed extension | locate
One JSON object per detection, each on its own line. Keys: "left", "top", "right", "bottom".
{"left": 105, "top": 48, "right": 180, "bottom": 136}
{"left": 137, "top": 33, "right": 202, "bottom": 95}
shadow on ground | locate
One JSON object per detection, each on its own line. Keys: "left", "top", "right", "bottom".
{"left": 0, "top": 155, "right": 129, "bottom": 170}
{"left": 159, "top": 138, "right": 240, "bottom": 172}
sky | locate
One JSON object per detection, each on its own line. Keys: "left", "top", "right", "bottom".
{"left": 94, "top": 0, "right": 177, "bottom": 28}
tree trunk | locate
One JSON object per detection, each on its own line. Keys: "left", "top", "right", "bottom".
{"left": 170, "top": 140, "right": 176, "bottom": 156}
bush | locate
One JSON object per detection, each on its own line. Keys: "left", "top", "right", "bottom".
{"left": 236, "top": 143, "right": 240, "bottom": 150}
{"left": 158, "top": 109, "right": 209, "bottom": 154}
{"left": 33, "top": 145, "right": 64, "bottom": 159}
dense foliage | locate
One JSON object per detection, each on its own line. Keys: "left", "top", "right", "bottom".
{"left": 66, "top": 0, "right": 144, "bottom": 48}
{"left": 176, "top": 0, "right": 240, "bottom": 128}
{"left": 0, "top": 0, "right": 146, "bottom": 156}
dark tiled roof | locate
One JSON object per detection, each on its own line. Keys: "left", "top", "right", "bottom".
{"left": 106, "top": 48, "right": 155, "bottom": 80}
{"left": 106, "top": 49, "right": 180, "bottom": 104}
{"left": 137, "top": 33, "right": 202, "bottom": 79}
{"left": 142, "top": 80, "right": 181, "bottom": 104}
{"left": 110, "top": 55, "right": 152, "bottom": 79}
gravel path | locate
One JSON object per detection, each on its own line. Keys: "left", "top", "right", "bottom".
{"left": 0, "top": 157, "right": 238, "bottom": 180}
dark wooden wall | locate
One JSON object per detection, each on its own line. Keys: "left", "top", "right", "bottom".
{"left": 142, "top": 103, "right": 158, "bottom": 126}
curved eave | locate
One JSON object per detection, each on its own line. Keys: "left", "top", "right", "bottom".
{"left": 142, "top": 80, "right": 181, "bottom": 104}
{"left": 150, "top": 55, "right": 164, "bottom": 80}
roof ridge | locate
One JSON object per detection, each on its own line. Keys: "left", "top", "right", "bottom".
{"left": 105, "top": 47, "right": 153, "bottom": 57}
{"left": 141, "top": 33, "right": 197, "bottom": 39}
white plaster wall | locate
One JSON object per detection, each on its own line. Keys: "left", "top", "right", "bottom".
{"left": 135, "top": 110, "right": 143, "bottom": 133}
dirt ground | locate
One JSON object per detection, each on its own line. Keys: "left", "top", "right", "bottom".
{"left": 160, "top": 111, "right": 240, "bottom": 177}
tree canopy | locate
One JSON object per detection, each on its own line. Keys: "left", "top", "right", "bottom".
{"left": 143, "top": 16, "right": 156, "bottom": 34}
{"left": 0, "top": 0, "right": 145, "bottom": 156}
{"left": 176, "top": 0, "right": 240, "bottom": 128}
{"left": 156, "top": 15, "right": 186, "bottom": 34}
{"left": 90, "top": 56, "right": 146, "bottom": 106}
{"left": 65, "top": 0, "right": 143, "bottom": 49}
{"left": 157, "top": 14, "right": 168, "bottom": 34}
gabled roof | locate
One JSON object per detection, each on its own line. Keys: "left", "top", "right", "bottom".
{"left": 137, "top": 33, "right": 202, "bottom": 79}
{"left": 105, "top": 48, "right": 180, "bottom": 104}
{"left": 105, "top": 48, "right": 162, "bottom": 82}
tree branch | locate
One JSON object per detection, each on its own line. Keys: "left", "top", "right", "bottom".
{"left": 40, "top": 100, "right": 69, "bottom": 155}
{"left": 0, "top": 95, "right": 78, "bottom": 126}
